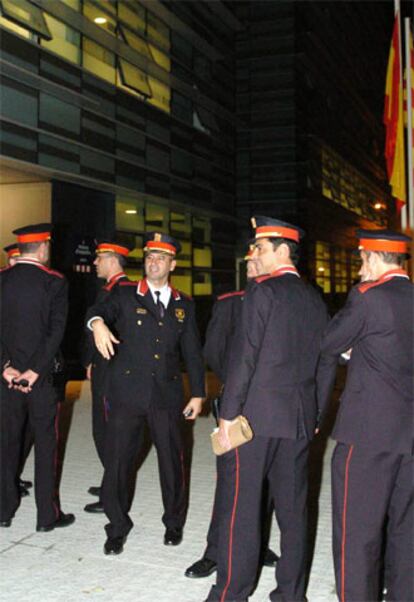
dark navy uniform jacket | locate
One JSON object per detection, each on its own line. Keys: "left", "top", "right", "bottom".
{"left": 220, "top": 268, "right": 329, "bottom": 440}
{"left": 317, "top": 269, "right": 413, "bottom": 454}
{"left": 81, "top": 272, "right": 128, "bottom": 368}
{"left": 1, "top": 260, "right": 68, "bottom": 383}
{"left": 86, "top": 278, "right": 205, "bottom": 410}
{"left": 204, "top": 291, "right": 244, "bottom": 383}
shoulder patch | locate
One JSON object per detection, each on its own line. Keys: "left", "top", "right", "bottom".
{"left": 217, "top": 290, "right": 244, "bottom": 301}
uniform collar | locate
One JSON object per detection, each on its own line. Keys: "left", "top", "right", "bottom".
{"left": 379, "top": 268, "right": 409, "bottom": 281}
{"left": 15, "top": 257, "right": 43, "bottom": 267}
{"left": 269, "top": 264, "right": 300, "bottom": 278}
{"left": 107, "top": 271, "right": 126, "bottom": 284}
{"left": 136, "top": 278, "right": 181, "bottom": 300}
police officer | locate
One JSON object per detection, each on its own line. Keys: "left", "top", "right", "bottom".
{"left": 205, "top": 217, "right": 328, "bottom": 602}
{"left": 87, "top": 232, "right": 205, "bottom": 555}
{"left": 82, "top": 241, "right": 130, "bottom": 513}
{"left": 3, "top": 243, "right": 33, "bottom": 498}
{"left": 1, "top": 224, "right": 75, "bottom": 531}
{"left": 316, "top": 229, "right": 413, "bottom": 602}
{"left": 185, "top": 246, "right": 278, "bottom": 579}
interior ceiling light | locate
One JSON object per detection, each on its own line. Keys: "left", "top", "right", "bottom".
{"left": 374, "top": 202, "right": 383, "bottom": 210}
{"left": 318, "top": 267, "right": 325, "bottom": 272}
{"left": 125, "top": 209, "right": 137, "bottom": 214}
{"left": 94, "top": 16, "right": 107, "bottom": 24}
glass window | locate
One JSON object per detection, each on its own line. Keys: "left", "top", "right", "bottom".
{"left": 175, "top": 240, "right": 192, "bottom": 268}
{"left": 125, "top": 266, "right": 143, "bottom": 280}
{"left": 39, "top": 92, "right": 80, "bottom": 136}
{"left": 41, "top": 14, "right": 80, "bottom": 64}
{"left": 83, "top": 38, "right": 116, "bottom": 84}
{"left": 193, "top": 272, "right": 212, "bottom": 296}
{"left": 193, "top": 217, "right": 211, "bottom": 243}
{"left": 116, "top": 232, "right": 143, "bottom": 262}
{"left": 60, "top": 0, "right": 80, "bottom": 10}
{"left": 171, "top": 270, "right": 192, "bottom": 296}
{"left": 170, "top": 212, "right": 191, "bottom": 240}
{"left": 83, "top": 0, "right": 116, "bottom": 35}
{"left": 193, "top": 245, "right": 212, "bottom": 268}
{"left": 118, "top": 2, "right": 145, "bottom": 34}
{"left": 145, "top": 203, "right": 169, "bottom": 232}
{"left": 147, "top": 12, "right": 169, "bottom": 51}
{"left": 315, "top": 241, "right": 331, "bottom": 294}
{"left": 0, "top": 14, "right": 33, "bottom": 38}
{"left": 147, "top": 76, "right": 170, "bottom": 113}
{"left": 118, "top": 58, "right": 152, "bottom": 97}
{"left": 0, "top": 0, "right": 51, "bottom": 39}
{"left": 116, "top": 197, "right": 144, "bottom": 232}
{"left": 149, "top": 43, "right": 170, "bottom": 71}
{"left": 118, "top": 24, "right": 151, "bottom": 59}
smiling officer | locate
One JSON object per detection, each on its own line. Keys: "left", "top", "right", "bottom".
{"left": 86, "top": 232, "right": 205, "bottom": 556}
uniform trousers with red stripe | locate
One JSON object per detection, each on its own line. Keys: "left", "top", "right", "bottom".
{"left": 0, "top": 382, "right": 60, "bottom": 526}
{"left": 102, "top": 398, "right": 187, "bottom": 539}
{"left": 206, "top": 435, "right": 309, "bottom": 602}
{"left": 91, "top": 361, "right": 108, "bottom": 468}
{"left": 204, "top": 467, "right": 275, "bottom": 564}
{"left": 331, "top": 443, "right": 414, "bottom": 602}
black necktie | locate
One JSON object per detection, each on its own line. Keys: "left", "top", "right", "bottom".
{"left": 155, "top": 291, "right": 165, "bottom": 319}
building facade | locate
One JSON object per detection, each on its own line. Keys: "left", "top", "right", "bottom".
{"left": 0, "top": 0, "right": 399, "bottom": 363}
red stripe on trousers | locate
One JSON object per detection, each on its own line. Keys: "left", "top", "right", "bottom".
{"left": 220, "top": 448, "right": 240, "bottom": 602}
{"left": 53, "top": 402, "right": 61, "bottom": 518}
{"left": 341, "top": 445, "right": 354, "bottom": 602}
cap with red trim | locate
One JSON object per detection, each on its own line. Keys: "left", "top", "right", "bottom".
{"left": 251, "top": 216, "right": 305, "bottom": 243}
{"left": 13, "top": 223, "right": 52, "bottom": 244}
{"left": 356, "top": 229, "right": 411, "bottom": 254}
{"left": 143, "top": 232, "right": 181, "bottom": 256}
{"left": 95, "top": 240, "right": 131, "bottom": 257}
{"left": 3, "top": 243, "right": 20, "bottom": 259}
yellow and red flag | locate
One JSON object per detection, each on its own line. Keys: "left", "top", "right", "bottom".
{"left": 384, "top": 13, "right": 406, "bottom": 211}
{"left": 403, "top": 29, "right": 414, "bottom": 196}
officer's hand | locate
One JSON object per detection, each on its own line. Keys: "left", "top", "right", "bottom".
{"left": 92, "top": 319, "right": 120, "bottom": 360}
{"left": 14, "top": 369, "right": 39, "bottom": 393}
{"left": 86, "top": 364, "right": 92, "bottom": 380}
{"left": 2, "top": 366, "right": 21, "bottom": 388}
{"left": 183, "top": 397, "right": 203, "bottom": 421}
{"left": 218, "top": 418, "right": 232, "bottom": 451}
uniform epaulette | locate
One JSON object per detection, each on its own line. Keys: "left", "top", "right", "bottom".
{"left": 217, "top": 290, "right": 244, "bottom": 301}
{"left": 178, "top": 290, "right": 193, "bottom": 301}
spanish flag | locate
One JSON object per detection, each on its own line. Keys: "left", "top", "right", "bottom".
{"left": 384, "top": 13, "right": 406, "bottom": 211}
{"left": 403, "top": 29, "right": 414, "bottom": 197}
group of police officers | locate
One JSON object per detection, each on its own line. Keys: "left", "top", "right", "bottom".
{"left": 0, "top": 216, "right": 412, "bottom": 602}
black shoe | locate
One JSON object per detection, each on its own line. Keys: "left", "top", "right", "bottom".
{"left": 19, "top": 478, "right": 33, "bottom": 489}
{"left": 0, "top": 519, "right": 12, "bottom": 527}
{"left": 104, "top": 536, "right": 126, "bottom": 555}
{"left": 84, "top": 501, "right": 104, "bottom": 514}
{"left": 185, "top": 557, "right": 217, "bottom": 578}
{"left": 164, "top": 527, "right": 183, "bottom": 546}
{"left": 88, "top": 486, "right": 101, "bottom": 497}
{"left": 19, "top": 484, "right": 30, "bottom": 497}
{"left": 36, "top": 512, "right": 75, "bottom": 532}
{"left": 263, "top": 547, "right": 279, "bottom": 567}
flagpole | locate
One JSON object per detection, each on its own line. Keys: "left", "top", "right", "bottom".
{"left": 405, "top": 18, "right": 414, "bottom": 230}
{"left": 395, "top": 0, "right": 408, "bottom": 229}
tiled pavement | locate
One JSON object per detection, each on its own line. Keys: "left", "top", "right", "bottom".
{"left": 1, "top": 381, "right": 338, "bottom": 602}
